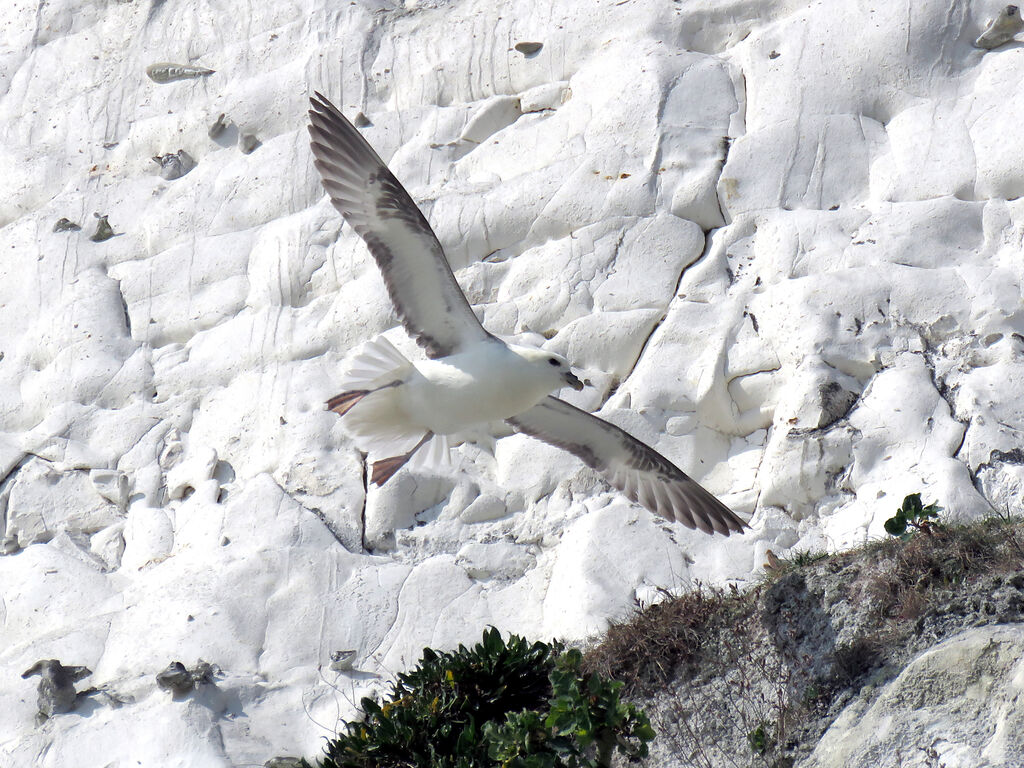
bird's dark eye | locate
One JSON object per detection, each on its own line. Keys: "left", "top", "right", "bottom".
{"left": 548, "top": 357, "right": 560, "bottom": 366}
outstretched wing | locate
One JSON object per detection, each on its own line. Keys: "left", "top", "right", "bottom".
{"left": 308, "top": 92, "right": 491, "bottom": 358}
{"left": 507, "top": 397, "right": 747, "bottom": 536}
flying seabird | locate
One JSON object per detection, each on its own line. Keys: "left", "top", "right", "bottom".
{"left": 308, "top": 92, "right": 747, "bottom": 536}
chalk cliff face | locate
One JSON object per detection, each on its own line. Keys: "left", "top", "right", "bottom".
{"left": 806, "top": 624, "right": 1024, "bottom": 768}
{"left": 1, "top": 0, "right": 1022, "bottom": 764}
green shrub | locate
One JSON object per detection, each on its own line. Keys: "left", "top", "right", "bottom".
{"left": 884, "top": 493, "right": 941, "bottom": 539}
{"left": 309, "top": 628, "right": 654, "bottom": 768}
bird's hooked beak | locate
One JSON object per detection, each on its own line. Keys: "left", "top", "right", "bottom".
{"left": 563, "top": 371, "right": 585, "bottom": 391}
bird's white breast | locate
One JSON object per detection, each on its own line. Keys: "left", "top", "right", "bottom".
{"left": 400, "top": 342, "right": 557, "bottom": 434}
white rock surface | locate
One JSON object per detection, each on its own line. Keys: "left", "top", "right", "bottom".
{"left": 2, "top": 0, "right": 1023, "bottom": 763}
{"left": 803, "top": 624, "right": 1024, "bottom": 768}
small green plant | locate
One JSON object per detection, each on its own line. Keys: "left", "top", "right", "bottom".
{"left": 746, "top": 722, "right": 773, "bottom": 755}
{"left": 884, "top": 493, "right": 941, "bottom": 540}
{"left": 310, "top": 628, "right": 654, "bottom": 768}
{"left": 800, "top": 682, "right": 823, "bottom": 709}
{"left": 789, "top": 549, "right": 828, "bottom": 568}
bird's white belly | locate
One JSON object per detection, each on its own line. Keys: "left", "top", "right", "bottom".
{"left": 399, "top": 347, "right": 553, "bottom": 434}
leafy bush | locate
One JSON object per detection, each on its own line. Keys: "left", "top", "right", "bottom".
{"left": 309, "top": 628, "right": 654, "bottom": 768}
{"left": 884, "top": 493, "right": 941, "bottom": 539}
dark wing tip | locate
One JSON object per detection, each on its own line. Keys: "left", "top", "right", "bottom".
{"left": 681, "top": 481, "right": 748, "bottom": 537}
{"left": 635, "top": 449, "right": 748, "bottom": 537}
{"left": 610, "top": 460, "right": 746, "bottom": 537}
{"left": 509, "top": 398, "right": 750, "bottom": 538}
{"left": 307, "top": 92, "right": 349, "bottom": 142}
{"left": 309, "top": 90, "right": 335, "bottom": 115}
{"left": 307, "top": 91, "right": 389, "bottom": 180}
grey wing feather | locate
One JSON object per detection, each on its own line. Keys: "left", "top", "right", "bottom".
{"left": 308, "top": 92, "right": 491, "bottom": 358}
{"left": 507, "top": 397, "right": 747, "bottom": 536}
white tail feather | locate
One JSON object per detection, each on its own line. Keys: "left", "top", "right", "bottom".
{"left": 338, "top": 336, "right": 413, "bottom": 391}
{"left": 408, "top": 433, "right": 452, "bottom": 472}
{"left": 332, "top": 336, "right": 422, "bottom": 456}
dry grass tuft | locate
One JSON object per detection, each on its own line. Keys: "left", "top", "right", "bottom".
{"left": 853, "top": 515, "right": 1024, "bottom": 620}
{"left": 582, "top": 583, "right": 758, "bottom": 695}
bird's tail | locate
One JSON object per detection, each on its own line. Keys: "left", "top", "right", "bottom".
{"left": 329, "top": 336, "right": 452, "bottom": 473}
{"left": 327, "top": 335, "right": 413, "bottom": 417}
{"left": 336, "top": 335, "right": 413, "bottom": 392}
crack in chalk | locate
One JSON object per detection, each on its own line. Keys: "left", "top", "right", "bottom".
{"left": 0, "top": 454, "right": 32, "bottom": 538}
{"left": 604, "top": 218, "right": 723, "bottom": 407}
{"left": 911, "top": 330, "right": 979, "bottom": 498}
{"left": 602, "top": 306, "right": 666, "bottom": 408}
{"left": 713, "top": 133, "right": 734, "bottom": 226}
{"left": 597, "top": 223, "right": 665, "bottom": 406}
{"left": 359, "top": 450, "right": 369, "bottom": 552}
{"left": 712, "top": 61, "right": 747, "bottom": 226}
{"left": 918, "top": 342, "right": 969, "bottom": 448}
{"left": 975, "top": 448, "right": 1024, "bottom": 484}
{"left": 113, "top": 277, "right": 131, "bottom": 337}
{"left": 358, "top": 6, "right": 390, "bottom": 116}
{"left": 145, "top": 0, "right": 168, "bottom": 26}
{"left": 307, "top": 505, "right": 348, "bottom": 550}
{"left": 607, "top": 54, "right": 749, "bottom": 407}
{"left": 365, "top": 566, "right": 414, "bottom": 666}
{"left": 0, "top": 453, "right": 31, "bottom": 492}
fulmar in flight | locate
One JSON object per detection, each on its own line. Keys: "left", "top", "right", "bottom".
{"left": 308, "top": 92, "right": 747, "bottom": 537}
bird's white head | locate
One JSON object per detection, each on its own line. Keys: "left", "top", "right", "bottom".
{"left": 509, "top": 345, "right": 585, "bottom": 392}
